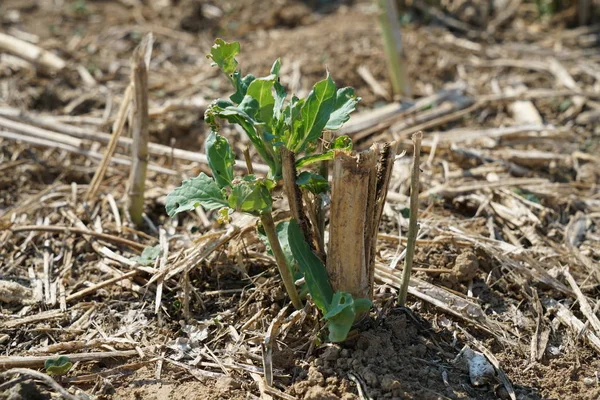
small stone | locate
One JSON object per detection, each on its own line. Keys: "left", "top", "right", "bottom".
{"left": 452, "top": 251, "right": 479, "bottom": 282}
{"left": 583, "top": 377, "right": 596, "bottom": 386}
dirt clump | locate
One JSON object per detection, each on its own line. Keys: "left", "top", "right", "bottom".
{"left": 290, "top": 310, "right": 503, "bottom": 399}
{"left": 445, "top": 250, "right": 480, "bottom": 283}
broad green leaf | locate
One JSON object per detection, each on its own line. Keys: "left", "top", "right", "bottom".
{"left": 45, "top": 356, "right": 73, "bottom": 376}
{"left": 228, "top": 179, "right": 272, "bottom": 214}
{"left": 296, "top": 171, "right": 329, "bottom": 194}
{"left": 238, "top": 95, "right": 260, "bottom": 119}
{"left": 326, "top": 300, "right": 356, "bottom": 343}
{"left": 247, "top": 77, "right": 276, "bottom": 123}
{"left": 324, "top": 292, "right": 371, "bottom": 343}
{"left": 231, "top": 72, "right": 256, "bottom": 104}
{"left": 325, "top": 87, "right": 361, "bottom": 130}
{"left": 132, "top": 245, "right": 161, "bottom": 266}
{"left": 288, "top": 219, "right": 333, "bottom": 312}
{"left": 166, "top": 173, "right": 227, "bottom": 217}
{"left": 205, "top": 131, "right": 235, "bottom": 188}
{"left": 206, "top": 39, "right": 239, "bottom": 75}
{"left": 294, "top": 74, "right": 337, "bottom": 152}
{"left": 331, "top": 135, "right": 353, "bottom": 151}
{"left": 323, "top": 291, "right": 354, "bottom": 319}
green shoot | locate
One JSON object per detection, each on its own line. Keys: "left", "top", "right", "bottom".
{"left": 166, "top": 39, "right": 365, "bottom": 341}
{"left": 45, "top": 356, "right": 73, "bottom": 376}
{"left": 132, "top": 245, "right": 160, "bottom": 266}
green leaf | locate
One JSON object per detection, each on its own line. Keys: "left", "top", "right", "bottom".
{"left": 288, "top": 219, "right": 333, "bottom": 312}
{"left": 324, "top": 292, "right": 372, "bottom": 343}
{"left": 166, "top": 173, "right": 228, "bottom": 217}
{"left": 205, "top": 131, "right": 235, "bottom": 188}
{"left": 247, "top": 77, "right": 276, "bottom": 124}
{"left": 295, "top": 151, "right": 334, "bottom": 168}
{"left": 231, "top": 72, "right": 256, "bottom": 104}
{"left": 282, "top": 96, "right": 304, "bottom": 148}
{"left": 132, "top": 245, "right": 161, "bottom": 266}
{"left": 206, "top": 39, "right": 240, "bottom": 75}
{"left": 238, "top": 95, "right": 260, "bottom": 119}
{"left": 400, "top": 207, "right": 410, "bottom": 219}
{"left": 294, "top": 74, "right": 337, "bottom": 152}
{"left": 273, "top": 80, "right": 287, "bottom": 122}
{"left": 228, "top": 178, "right": 273, "bottom": 214}
{"left": 45, "top": 356, "right": 73, "bottom": 376}
{"left": 270, "top": 59, "right": 281, "bottom": 75}
{"left": 296, "top": 171, "right": 329, "bottom": 194}
{"left": 353, "top": 297, "right": 372, "bottom": 314}
{"left": 325, "top": 87, "right": 361, "bottom": 130}
{"left": 212, "top": 103, "right": 274, "bottom": 170}
{"left": 331, "top": 135, "right": 353, "bottom": 151}
{"left": 294, "top": 135, "right": 353, "bottom": 168}
{"left": 268, "top": 58, "right": 286, "bottom": 123}
{"left": 324, "top": 292, "right": 356, "bottom": 343}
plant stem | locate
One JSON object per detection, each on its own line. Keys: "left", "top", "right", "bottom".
{"left": 260, "top": 212, "right": 303, "bottom": 310}
{"left": 398, "top": 132, "right": 422, "bottom": 306}
{"left": 243, "top": 147, "right": 254, "bottom": 174}
{"left": 377, "top": 0, "right": 410, "bottom": 97}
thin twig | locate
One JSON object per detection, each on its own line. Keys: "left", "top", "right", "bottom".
{"left": 0, "top": 350, "right": 140, "bottom": 370}
{"left": 86, "top": 84, "right": 133, "bottom": 200}
{"left": 65, "top": 270, "right": 139, "bottom": 303}
{"left": 8, "top": 225, "right": 146, "bottom": 251}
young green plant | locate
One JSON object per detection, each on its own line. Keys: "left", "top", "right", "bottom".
{"left": 166, "top": 39, "right": 369, "bottom": 342}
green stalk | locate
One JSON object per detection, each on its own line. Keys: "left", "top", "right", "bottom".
{"left": 398, "top": 132, "right": 422, "bottom": 306}
{"left": 377, "top": 0, "right": 410, "bottom": 97}
{"left": 260, "top": 212, "right": 303, "bottom": 310}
